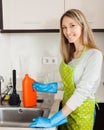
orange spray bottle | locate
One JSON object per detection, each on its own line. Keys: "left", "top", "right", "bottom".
{"left": 22, "top": 74, "right": 37, "bottom": 107}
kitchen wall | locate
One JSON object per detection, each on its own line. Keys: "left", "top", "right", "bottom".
{"left": 0, "top": 32, "right": 104, "bottom": 101}
{"left": 0, "top": 33, "right": 62, "bottom": 90}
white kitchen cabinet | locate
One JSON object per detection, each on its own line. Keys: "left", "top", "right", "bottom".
{"left": 65, "top": 0, "right": 104, "bottom": 29}
{"left": 2, "top": 0, "right": 64, "bottom": 31}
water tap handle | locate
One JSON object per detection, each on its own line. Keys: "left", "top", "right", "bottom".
{"left": 0, "top": 76, "right": 4, "bottom": 82}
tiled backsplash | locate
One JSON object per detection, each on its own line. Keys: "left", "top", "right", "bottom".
{"left": 0, "top": 32, "right": 104, "bottom": 101}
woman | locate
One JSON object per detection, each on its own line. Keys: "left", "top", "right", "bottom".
{"left": 29, "top": 9, "right": 103, "bottom": 130}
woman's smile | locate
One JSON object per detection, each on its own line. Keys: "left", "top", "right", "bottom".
{"left": 67, "top": 34, "right": 76, "bottom": 42}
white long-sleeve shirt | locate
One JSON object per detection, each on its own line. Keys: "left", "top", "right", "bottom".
{"left": 66, "top": 49, "right": 103, "bottom": 111}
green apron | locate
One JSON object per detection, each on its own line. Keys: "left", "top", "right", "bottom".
{"left": 59, "top": 48, "right": 95, "bottom": 130}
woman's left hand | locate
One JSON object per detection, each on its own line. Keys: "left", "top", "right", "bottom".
{"left": 29, "top": 110, "right": 67, "bottom": 128}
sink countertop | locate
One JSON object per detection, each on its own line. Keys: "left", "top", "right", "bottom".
{"left": 0, "top": 90, "right": 64, "bottom": 130}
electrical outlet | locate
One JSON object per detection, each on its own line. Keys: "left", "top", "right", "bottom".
{"left": 42, "top": 57, "right": 51, "bottom": 64}
{"left": 51, "top": 57, "right": 57, "bottom": 64}
{"left": 42, "top": 56, "right": 57, "bottom": 64}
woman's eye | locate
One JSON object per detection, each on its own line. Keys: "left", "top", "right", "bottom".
{"left": 70, "top": 24, "right": 76, "bottom": 28}
{"left": 62, "top": 27, "right": 66, "bottom": 30}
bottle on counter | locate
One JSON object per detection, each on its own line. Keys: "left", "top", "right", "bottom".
{"left": 22, "top": 74, "right": 37, "bottom": 107}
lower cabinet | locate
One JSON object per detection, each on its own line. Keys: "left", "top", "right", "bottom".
{"left": 93, "top": 103, "right": 104, "bottom": 130}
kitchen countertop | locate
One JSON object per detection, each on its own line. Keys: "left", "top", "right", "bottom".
{"left": 0, "top": 90, "right": 64, "bottom": 130}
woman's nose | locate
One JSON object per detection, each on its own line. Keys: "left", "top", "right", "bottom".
{"left": 66, "top": 28, "right": 72, "bottom": 34}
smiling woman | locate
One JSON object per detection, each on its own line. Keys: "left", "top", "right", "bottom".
{"left": 58, "top": 9, "right": 103, "bottom": 130}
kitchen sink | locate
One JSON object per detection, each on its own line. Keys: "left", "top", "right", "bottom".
{"left": 0, "top": 107, "right": 49, "bottom": 127}
{"left": 0, "top": 92, "right": 54, "bottom": 128}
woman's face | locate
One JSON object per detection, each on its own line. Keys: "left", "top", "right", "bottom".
{"left": 62, "top": 16, "right": 82, "bottom": 44}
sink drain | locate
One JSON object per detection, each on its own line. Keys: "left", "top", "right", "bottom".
{"left": 18, "top": 108, "right": 23, "bottom": 113}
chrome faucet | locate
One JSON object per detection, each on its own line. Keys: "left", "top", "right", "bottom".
{"left": 0, "top": 75, "right": 4, "bottom": 105}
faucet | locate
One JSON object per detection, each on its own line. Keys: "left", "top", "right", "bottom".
{"left": 0, "top": 75, "right": 4, "bottom": 105}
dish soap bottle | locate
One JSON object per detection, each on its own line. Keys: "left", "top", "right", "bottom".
{"left": 22, "top": 74, "right": 37, "bottom": 107}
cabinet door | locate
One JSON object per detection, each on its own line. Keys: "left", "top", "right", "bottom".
{"left": 2, "top": 0, "right": 64, "bottom": 30}
{"left": 65, "top": 0, "right": 104, "bottom": 29}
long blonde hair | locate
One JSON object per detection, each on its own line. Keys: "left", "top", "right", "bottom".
{"left": 60, "top": 9, "right": 99, "bottom": 63}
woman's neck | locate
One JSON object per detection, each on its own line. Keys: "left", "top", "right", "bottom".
{"left": 73, "top": 43, "right": 85, "bottom": 58}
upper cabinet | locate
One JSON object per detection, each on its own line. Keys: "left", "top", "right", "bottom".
{"left": 1, "top": 0, "right": 65, "bottom": 32}
{"left": 65, "top": 0, "right": 104, "bottom": 30}
{"left": 1, "top": 0, "right": 104, "bottom": 32}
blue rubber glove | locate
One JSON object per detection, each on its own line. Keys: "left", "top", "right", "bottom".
{"left": 32, "top": 82, "right": 58, "bottom": 93}
{"left": 29, "top": 110, "right": 67, "bottom": 128}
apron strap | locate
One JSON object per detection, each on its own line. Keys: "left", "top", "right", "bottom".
{"left": 95, "top": 99, "right": 100, "bottom": 110}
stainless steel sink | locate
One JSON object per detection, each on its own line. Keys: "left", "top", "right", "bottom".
{"left": 0, "top": 92, "right": 54, "bottom": 128}
{"left": 0, "top": 107, "right": 49, "bottom": 127}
